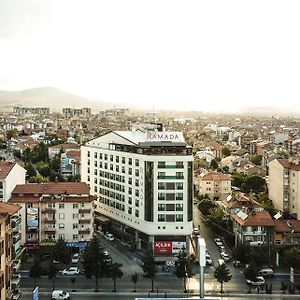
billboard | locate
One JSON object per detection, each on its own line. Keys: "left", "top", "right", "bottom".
{"left": 27, "top": 207, "right": 39, "bottom": 229}
{"left": 154, "top": 241, "right": 187, "bottom": 254}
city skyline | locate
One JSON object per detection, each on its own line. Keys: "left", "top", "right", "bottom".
{"left": 1, "top": 0, "right": 300, "bottom": 112}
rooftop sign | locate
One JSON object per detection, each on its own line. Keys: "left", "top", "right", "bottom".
{"left": 146, "top": 132, "right": 182, "bottom": 142}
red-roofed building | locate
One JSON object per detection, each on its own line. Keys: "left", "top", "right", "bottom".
{"left": 198, "top": 171, "right": 231, "bottom": 200}
{"left": 48, "top": 143, "right": 80, "bottom": 159}
{"left": 273, "top": 219, "right": 300, "bottom": 247}
{"left": 232, "top": 210, "right": 275, "bottom": 246}
{"left": 9, "top": 182, "right": 94, "bottom": 248}
{"left": 0, "top": 161, "right": 26, "bottom": 202}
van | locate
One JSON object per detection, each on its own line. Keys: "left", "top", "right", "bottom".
{"left": 51, "top": 290, "right": 70, "bottom": 300}
{"left": 258, "top": 268, "right": 274, "bottom": 277}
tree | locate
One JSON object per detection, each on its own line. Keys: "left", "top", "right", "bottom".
{"left": 6, "top": 128, "right": 18, "bottom": 140}
{"left": 207, "top": 207, "right": 226, "bottom": 227}
{"left": 47, "top": 261, "right": 58, "bottom": 291}
{"left": 244, "top": 262, "right": 259, "bottom": 281}
{"left": 231, "top": 173, "right": 245, "bottom": 189}
{"left": 28, "top": 174, "right": 48, "bottom": 183}
{"left": 210, "top": 159, "right": 218, "bottom": 170}
{"left": 251, "top": 155, "right": 262, "bottom": 166}
{"left": 222, "top": 146, "right": 231, "bottom": 157}
{"left": 142, "top": 247, "right": 157, "bottom": 292}
{"left": 82, "top": 236, "right": 107, "bottom": 292}
{"left": 131, "top": 272, "right": 139, "bottom": 292}
{"left": 283, "top": 247, "right": 300, "bottom": 270}
{"left": 29, "top": 259, "right": 42, "bottom": 287}
{"left": 232, "top": 243, "right": 251, "bottom": 264}
{"left": 242, "top": 175, "right": 266, "bottom": 194}
{"left": 52, "top": 238, "right": 70, "bottom": 269}
{"left": 25, "top": 162, "right": 37, "bottom": 179}
{"left": 107, "top": 263, "right": 124, "bottom": 292}
{"left": 197, "top": 199, "right": 217, "bottom": 216}
{"left": 174, "top": 251, "right": 195, "bottom": 293}
{"left": 213, "top": 263, "right": 232, "bottom": 293}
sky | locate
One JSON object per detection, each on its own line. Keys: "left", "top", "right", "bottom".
{"left": 0, "top": 0, "right": 300, "bottom": 112}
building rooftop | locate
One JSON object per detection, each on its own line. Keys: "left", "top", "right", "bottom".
{"left": 0, "top": 161, "right": 16, "bottom": 180}
{"left": 200, "top": 171, "right": 231, "bottom": 181}
{"left": 232, "top": 210, "right": 275, "bottom": 227}
{"left": 274, "top": 219, "right": 300, "bottom": 233}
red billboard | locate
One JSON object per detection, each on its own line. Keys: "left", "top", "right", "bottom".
{"left": 154, "top": 241, "right": 172, "bottom": 254}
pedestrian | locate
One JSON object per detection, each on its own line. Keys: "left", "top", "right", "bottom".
{"left": 162, "top": 265, "right": 165, "bottom": 272}
{"left": 257, "top": 286, "right": 259, "bottom": 294}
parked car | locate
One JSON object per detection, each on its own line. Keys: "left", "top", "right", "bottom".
{"left": 51, "top": 290, "right": 70, "bottom": 300}
{"left": 214, "top": 238, "right": 223, "bottom": 247}
{"left": 218, "top": 259, "right": 225, "bottom": 266}
{"left": 104, "top": 233, "right": 115, "bottom": 241}
{"left": 220, "top": 252, "right": 230, "bottom": 262}
{"left": 193, "top": 227, "right": 200, "bottom": 235}
{"left": 103, "top": 250, "right": 112, "bottom": 264}
{"left": 71, "top": 253, "right": 80, "bottom": 264}
{"left": 218, "top": 245, "right": 226, "bottom": 252}
{"left": 258, "top": 267, "right": 274, "bottom": 277}
{"left": 206, "top": 254, "right": 213, "bottom": 266}
{"left": 62, "top": 267, "right": 80, "bottom": 275}
{"left": 246, "top": 276, "right": 265, "bottom": 286}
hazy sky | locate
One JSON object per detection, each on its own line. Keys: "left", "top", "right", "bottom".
{"left": 0, "top": 0, "right": 300, "bottom": 111}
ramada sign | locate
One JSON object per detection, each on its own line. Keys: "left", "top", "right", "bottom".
{"left": 154, "top": 241, "right": 172, "bottom": 254}
{"left": 146, "top": 132, "right": 180, "bottom": 141}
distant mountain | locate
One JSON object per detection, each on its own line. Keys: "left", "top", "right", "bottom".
{"left": 0, "top": 87, "right": 118, "bottom": 112}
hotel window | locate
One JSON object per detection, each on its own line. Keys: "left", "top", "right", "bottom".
{"left": 48, "top": 203, "right": 55, "bottom": 208}
{"left": 176, "top": 214, "right": 183, "bottom": 222}
{"left": 158, "top": 214, "right": 165, "bottom": 222}
{"left": 158, "top": 193, "right": 165, "bottom": 200}
{"left": 135, "top": 169, "right": 139, "bottom": 176}
{"left": 73, "top": 234, "right": 78, "bottom": 240}
{"left": 166, "top": 215, "right": 175, "bottom": 222}
{"left": 158, "top": 204, "right": 165, "bottom": 211}
{"left": 122, "top": 157, "right": 125, "bottom": 164}
{"left": 128, "top": 197, "right": 132, "bottom": 205}
{"left": 94, "top": 161, "right": 97, "bottom": 167}
{"left": 110, "top": 164, "right": 113, "bottom": 171}
{"left": 158, "top": 172, "right": 165, "bottom": 179}
{"left": 73, "top": 213, "right": 78, "bottom": 219}
{"left": 129, "top": 158, "right": 132, "bottom": 165}
{"left": 73, "top": 203, "right": 78, "bottom": 209}
{"left": 158, "top": 162, "right": 165, "bottom": 168}
{"left": 122, "top": 166, "right": 125, "bottom": 173}
{"left": 94, "top": 152, "right": 97, "bottom": 159}
{"left": 176, "top": 193, "right": 183, "bottom": 200}
{"left": 87, "top": 167, "right": 90, "bottom": 174}
{"left": 110, "top": 155, "right": 113, "bottom": 162}
{"left": 59, "top": 213, "right": 65, "bottom": 219}
{"left": 116, "top": 165, "right": 119, "bottom": 172}
{"left": 176, "top": 161, "right": 184, "bottom": 168}
{"left": 176, "top": 182, "right": 183, "bottom": 190}
{"left": 104, "top": 154, "right": 108, "bottom": 160}
{"left": 176, "top": 172, "right": 184, "bottom": 179}
{"left": 158, "top": 182, "right": 166, "bottom": 190}
{"left": 128, "top": 177, "right": 132, "bottom": 185}
{"left": 129, "top": 168, "right": 132, "bottom": 175}
{"left": 128, "top": 207, "right": 132, "bottom": 215}
{"left": 166, "top": 193, "right": 175, "bottom": 201}
{"left": 59, "top": 223, "right": 65, "bottom": 229}
{"left": 73, "top": 223, "right": 78, "bottom": 229}
{"left": 128, "top": 187, "right": 132, "bottom": 195}
{"left": 135, "top": 210, "right": 139, "bottom": 217}
{"left": 176, "top": 204, "right": 183, "bottom": 211}
{"left": 87, "top": 151, "right": 90, "bottom": 157}
{"left": 59, "top": 203, "right": 64, "bottom": 209}
{"left": 100, "top": 153, "right": 102, "bottom": 159}
{"left": 135, "top": 189, "right": 139, "bottom": 197}
{"left": 116, "top": 156, "right": 119, "bottom": 163}
{"left": 166, "top": 204, "right": 175, "bottom": 211}
{"left": 166, "top": 182, "right": 175, "bottom": 190}
{"left": 135, "top": 199, "right": 139, "bottom": 207}
{"left": 135, "top": 159, "right": 139, "bottom": 167}
{"left": 87, "top": 159, "right": 90, "bottom": 166}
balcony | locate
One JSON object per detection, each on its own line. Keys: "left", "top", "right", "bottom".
{"left": 79, "top": 209, "right": 91, "bottom": 214}
{"left": 42, "top": 208, "right": 56, "bottom": 214}
{"left": 79, "top": 229, "right": 90, "bottom": 234}
{"left": 45, "top": 219, "right": 56, "bottom": 224}
{"left": 79, "top": 219, "right": 91, "bottom": 224}
{"left": 12, "top": 273, "right": 21, "bottom": 287}
{"left": 157, "top": 175, "right": 184, "bottom": 180}
{"left": 243, "top": 231, "right": 266, "bottom": 236}
{"left": 158, "top": 164, "right": 184, "bottom": 169}
{"left": 13, "top": 233, "right": 21, "bottom": 244}
{"left": 44, "top": 228, "right": 56, "bottom": 233}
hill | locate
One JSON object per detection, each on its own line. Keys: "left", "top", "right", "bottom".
{"left": 0, "top": 87, "right": 115, "bottom": 112}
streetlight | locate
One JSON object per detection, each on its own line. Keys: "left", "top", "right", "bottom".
{"left": 198, "top": 237, "right": 206, "bottom": 300}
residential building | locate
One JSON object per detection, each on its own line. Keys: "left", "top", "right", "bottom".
{"left": 9, "top": 182, "right": 94, "bottom": 249}
{"left": 62, "top": 107, "right": 91, "bottom": 118}
{"left": 48, "top": 143, "right": 80, "bottom": 159}
{"left": 232, "top": 210, "right": 274, "bottom": 246}
{"left": 0, "top": 162, "right": 26, "bottom": 202}
{"left": 273, "top": 219, "right": 300, "bottom": 247}
{"left": 269, "top": 158, "right": 300, "bottom": 219}
{"left": 198, "top": 171, "right": 231, "bottom": 200}
{"left": 0, "top": 202, "right": 21, "bottom": 300}
{"left": 13, "top": 107, "right": 50, "bottom": 115}
{"left": 81, "top": 124, "right": 193, "bottom": 260}
{"left": 60, "top": 151, "right": 81, "bottom": 179}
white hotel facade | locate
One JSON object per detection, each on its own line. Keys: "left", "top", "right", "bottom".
{"left": 81, "top": 124, "right": 193, "bottom": 259}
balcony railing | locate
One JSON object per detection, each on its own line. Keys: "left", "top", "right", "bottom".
{"left": 243, "top": 231, "right": 266, "bottom": 236}
{"left": 157, "top": 175, "right": 184, "bottom": 180}
{"left": 44, "top": 228, "right": 56, "bottom": 233}
{"left": 45, "top": 219, "right": 56, "bottom": 224}
{"left": 79, "top": 209, "right": 91, "bottom": 214}
{"left": 158, "top": 164, "right": 184, "bottom": 169}
{"left": 42, "top": 208, "right": 56, "bottom": 214}
{"left": 79, "top": 229, "right": 90, "bottom": 234}
{"left": 79, "top": 219, "right": 91, "bottom": 224}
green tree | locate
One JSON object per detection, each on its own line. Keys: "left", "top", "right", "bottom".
{"left": 210, "top": 159, "right": 219, "bottom": 170}
{"left": 131, "top": 272, "right": 139, "bottom": 292}
{"left": 232, "top": 243, "right": 251, "bottom": 264}
{"left": 25, "top": 162, "right": 37, "bottom": 179}
{"left": 231, "top": 173, "right": 245, "bottom": 189}
{"left": 197, "top": 199, "right": 217, "bottom": 216}
{"left": 29, "top": 259, "right": 42, "bottom": 287}
{"left": 222, "top": 146, "right": 231, "bottom": 157}
{"left": 244, "top": 262, "right": 259, "bottom": 281}
{"left": 52, "top": 238, "right": 70, "bottom": 269}
{"left": 207, "top": 207, "right": 226, "bottom": 227}
{"left": 82, "top": 236, "right": 107, "bottom": 292}
{"left": 283, "top": 248, "right": 300, "bottom": 270}
{"left": 242, "top": 175, "right": 266, "bottom": 194}
{"left": 213, "top": 263, "right": 232, "bottom": 293}
{"left": 256, "top": 193, "right": 277, "bottom": 216}
{"left": 6, "top": 128, "right": 18, "bottom": 140}
{"left": 142, "top": 247, "right": 156, "bottom": 292}
{"left": 47, "top": 261, "right": 58, "bottom": 291}
{"left": 107, "top": 263, "right": 124, "bottom": 292}
{"left": 174, "top": 251, "right": 195, "bottom": 292}
{"left": 28, "top": 174, "right": 48, "bottom": 183}
{"left": 251, "top": 155, "right": 262, "bottom": 166}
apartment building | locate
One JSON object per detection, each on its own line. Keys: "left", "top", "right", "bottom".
{"left": 198, "top": 171, "right": 231, "bottom": 200}
{"left": 60, "top": 151, "right": 81, "bottom": 179}
{"left": 62, "top": 107, "right": 91, "bottom": 118}
{"left": 0, "top": 162, "right": 26, "bottom": 202}
{"left": 81, "top": 124, "right": 193, "bottom": 259}
{"left": 9, "top": 182, "right": 94, "bottom": 248}
{"left": 48, "top": 143, "right": 80, "bottom": 159}
{"left": 13, "top": 107, "right": 50, "bottom": 115}
{"left": 0, "top": 202, "right": 21, "bottom": 300}
{"left": 232, "top": 210, "right": 275, "bottom": 246}
{"left": 269, "top": 157, "right": 300, "bottom": 219}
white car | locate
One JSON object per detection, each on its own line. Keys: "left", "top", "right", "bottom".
{"left": 51, "top": 290, "right": 70, "bottom": 300}
{"left": 206, "top": 254, "right": 212, "bottom": 266}
{"left": 246, "top": 276, "right": 265, "bottom": 286}
{"left": 214, "top": 238, "right": 223, "bottom": 247}
{"left": 193, "top": 227, "right": 200, "bottom": 235}
{"left": 219, "top": 245, "right": 226, "bottom": 252}
{"left": 220, "top": 252, "right": 230, "bottom": 262}
{"left": 62, "top": 267, "right": 80, "bottom": 275}
{"left": 104, "top": 233, "right": 114, "bottom": 241}
{"left": 71, "top": 253, "right": 80, "bottom": 264}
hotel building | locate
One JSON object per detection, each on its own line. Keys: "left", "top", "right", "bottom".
{"left": 81, "top": 124, "right": 193, "bottom": 260}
